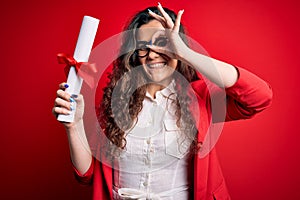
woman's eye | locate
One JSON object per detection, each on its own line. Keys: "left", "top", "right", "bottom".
{"left": 154, "top": 37, "right": 168, "bottom": 47}
{"left": 137, "top": 41, "right": 148, "bottom": 50}
{"left": 138, "top": 46, "right": 147, "bottom": 50}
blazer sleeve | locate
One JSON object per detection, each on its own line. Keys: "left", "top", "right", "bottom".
{"left": 223, "top": 67, "right": 273, "bottom": 121}
{"left": 72, "top": 157, "right": 94, "bottom": 185}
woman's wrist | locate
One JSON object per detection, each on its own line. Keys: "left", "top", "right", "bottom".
{"left": 64, "top": 119, "right": 84, "bottom": 135}
{"left": 177, "top": 46, "right": 195, "bottom": 65}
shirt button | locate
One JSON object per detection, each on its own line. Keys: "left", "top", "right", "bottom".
{"left": 150, "top": 147, "right": 154, "bottom": 153}
{"left": 146, "top": 120, "right": 152, "bottom": 126}
{"left": 144, "top": 158, "right": 150, "bottom": 165}
{"left": 147, "top": 139, "right": 151, "bottom": 144}
{"left": 143, "top": 182, "right": 148, "bottom": 186}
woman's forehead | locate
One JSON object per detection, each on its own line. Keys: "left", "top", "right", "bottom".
{"left": 137, "top": 20, "right": 165, "bottom": 41}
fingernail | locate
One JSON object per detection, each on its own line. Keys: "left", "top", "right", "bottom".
{"left": 70, "top": 105, "right": 74, "bottom": 111}
{"left": 181, "top": 9, "right": 184, "bottom": 13}
{"left": 148, "top": 9, "right": 153, "bottom": 13}
{"left": 158, "top": 2, "right": 161, "bottom": 6}
{"left": 64, "top": 83, "right": 69, "bottom": 88}
{"left": 70, "top": 97, "right": 75, "bottom": 103}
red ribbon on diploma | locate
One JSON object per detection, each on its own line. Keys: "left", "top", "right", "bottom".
{"left": 57, "top": 53, "right": 97, "bottom": 88}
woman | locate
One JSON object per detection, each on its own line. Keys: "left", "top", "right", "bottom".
{"left": 53, "top": 3, "right": 272, "bottom": 200}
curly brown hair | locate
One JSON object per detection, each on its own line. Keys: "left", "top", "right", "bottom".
{"left": 98, "top": 6, "right": 200, "bottom": 153}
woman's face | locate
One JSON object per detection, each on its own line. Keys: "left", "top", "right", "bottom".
{"left": 137, "top": 19, "right": 178, "bottom": 86}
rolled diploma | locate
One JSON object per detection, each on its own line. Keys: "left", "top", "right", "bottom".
{"left": 57, "top": 16, "right": 99, "bottom": 122}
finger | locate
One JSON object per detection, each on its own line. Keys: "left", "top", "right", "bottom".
{"left": 151, "top": 30, "right": 167, "bottom": 41}
{"left": 148, "top": 10, "right": 168, "bottom": 28}
{"left": 59, "top": 82, "right": 69, "bottom": 90}
{"left": 73, "top": 94, "right": 83, "bottom": 104}
{"left": 56, "top": 89, "right": 72, "bottom": 101}
{"left": 52, "top": 106, "right": 72, "bottom": 116}
{"left": 157, "top": 2, "right": 174, "bottom": 28}
{"left": 52, "top": 107, "right": 58, "bottom": 118}
{"left": 54, "top": 97, "right": 72, "bottom": 110}
{"left": 146, "top": 45, "right": 173, "bottom": 58}
{"left": 173, "top": 9, "right": 184, "bottom": 33}
{"left": 148, "top": 9, "right": 165, "bottom": 22}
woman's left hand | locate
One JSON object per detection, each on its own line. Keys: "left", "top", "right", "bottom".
{"left": 148, "top": 2, "right": 189, "bottom": 60}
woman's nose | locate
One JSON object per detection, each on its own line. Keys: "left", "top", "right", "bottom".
{"left": 147, "top": 49, "right": 160, "bottom": 59}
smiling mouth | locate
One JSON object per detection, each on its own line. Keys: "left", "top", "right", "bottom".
{"left": 146, "top": 62, "right": 166, "bottom": 69}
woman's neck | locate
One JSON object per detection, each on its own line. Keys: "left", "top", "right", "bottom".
{"left": 146, "top": 83, "right": 164, "bottom": 99}
{"left": 146, "top": 78, "right": 173, "bottom": 99}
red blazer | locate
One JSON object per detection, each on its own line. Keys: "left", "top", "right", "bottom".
{"left": 72, "top": 67, "right": 272, "bottom": 200}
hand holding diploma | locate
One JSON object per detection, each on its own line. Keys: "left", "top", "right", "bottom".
{"left": 53, "top": 83, "right": 85, "bottom": 128}
{"left": 56, "top": 16, "right": 99, "bottom": 123}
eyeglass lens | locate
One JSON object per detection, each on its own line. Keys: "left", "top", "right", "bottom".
{"left": 136, "top": 36, "right": 168, "bottom": 57}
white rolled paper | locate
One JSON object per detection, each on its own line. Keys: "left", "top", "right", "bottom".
{"left": 58, "top": 16, "right": 100, "bottom": 122}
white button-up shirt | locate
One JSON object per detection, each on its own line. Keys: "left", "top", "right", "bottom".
{"left": 113, "top": 81, "right": 193, "bottom": 200}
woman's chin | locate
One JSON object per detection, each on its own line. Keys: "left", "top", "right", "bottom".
{"left": 143, "top": 65, "right": 175, "bottom": 84}
{"left": 146, "top": 74, "right": 173, "bottom": 86}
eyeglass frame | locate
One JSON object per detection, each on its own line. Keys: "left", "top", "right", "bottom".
{"left": 134, "top": 36, "right": 169, "bottom": 58}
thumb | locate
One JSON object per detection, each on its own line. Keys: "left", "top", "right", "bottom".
{"left": 146, "top": 44, "right": 175, "bottom": 59}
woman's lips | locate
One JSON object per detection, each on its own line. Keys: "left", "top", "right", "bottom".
{"left": 146, "top": 62, "right": 166, "bottom": 69}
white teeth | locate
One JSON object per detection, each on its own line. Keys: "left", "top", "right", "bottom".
{"left": 148, "top": 63, "right": 165, "bottom": 69}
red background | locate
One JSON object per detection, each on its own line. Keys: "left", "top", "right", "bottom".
{"left": 1, "top": 0, "right": 299, "bottom": 199}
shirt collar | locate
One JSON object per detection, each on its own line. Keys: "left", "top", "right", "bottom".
{"left": 145, "top": 80, "right": 177, "bottom": 101}
{"left": 160, "top": 79, "right": 177, "bottom": 100}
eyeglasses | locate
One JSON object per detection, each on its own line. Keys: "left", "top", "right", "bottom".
{"left": 135, "top": 36, "right": 168, "bottom": 58}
